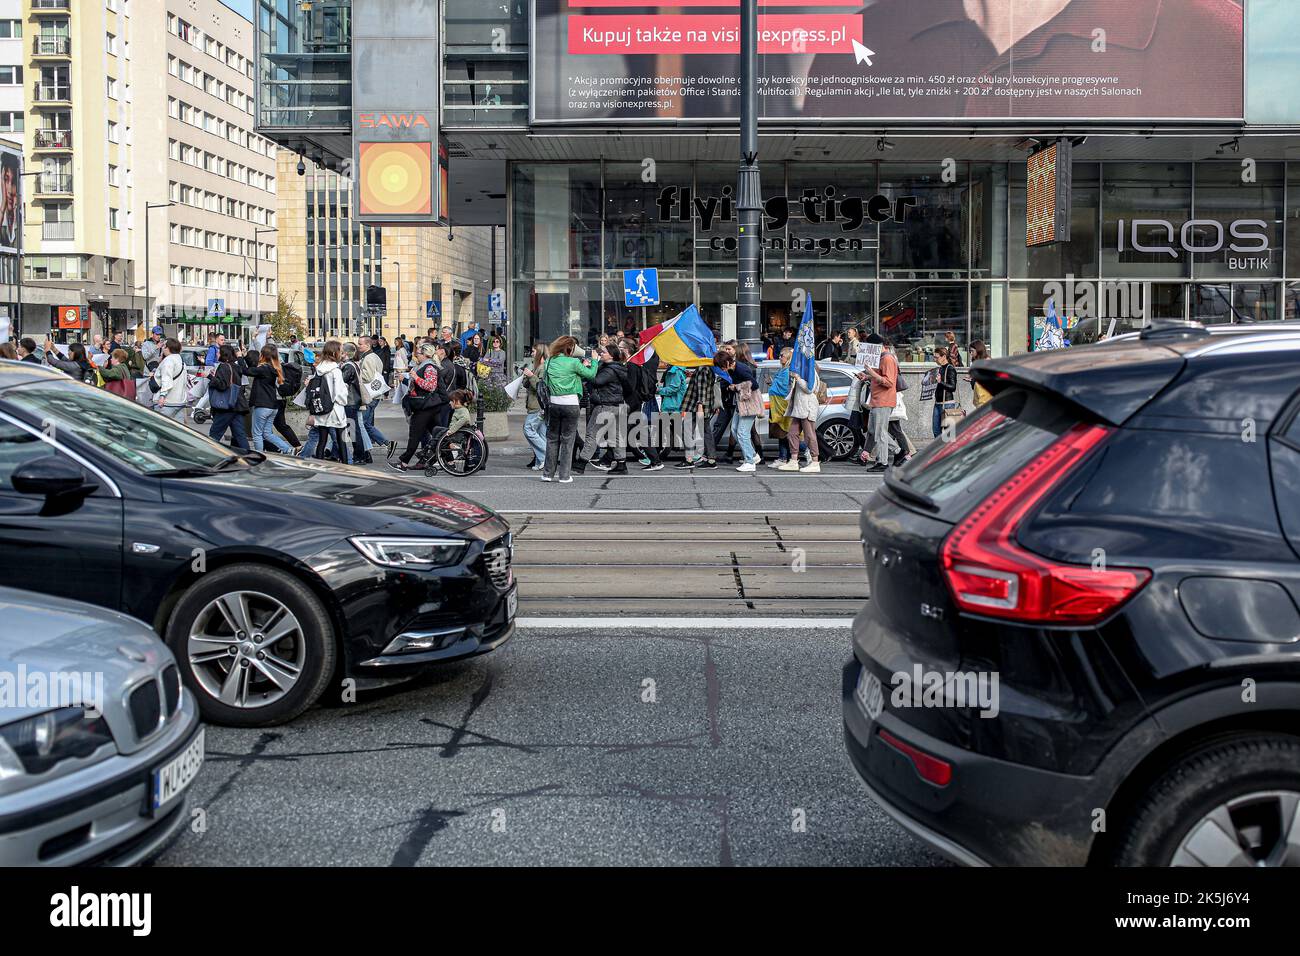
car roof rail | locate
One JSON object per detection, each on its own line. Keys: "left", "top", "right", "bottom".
{"left": 1138, "top": 319, "right": 1209, "bottom": 341}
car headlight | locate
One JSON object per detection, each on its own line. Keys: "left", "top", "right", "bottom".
{"left": 349, "top": 536, "right": 467, "bottom": 569}
{"left": 0, "top": 707, "right": 115, "bottom": 780}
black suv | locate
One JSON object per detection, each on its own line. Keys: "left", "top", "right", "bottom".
{"left": 844, "top": 324, "right": 1300, "bottom": 866}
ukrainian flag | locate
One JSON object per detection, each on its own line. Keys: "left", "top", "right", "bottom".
{"left": 642, "top": 305, "right": 717, "bottom": 368}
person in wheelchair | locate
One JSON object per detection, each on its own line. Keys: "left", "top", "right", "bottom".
{"left": 424, "top": 389, "right": 474, "bottom": 456}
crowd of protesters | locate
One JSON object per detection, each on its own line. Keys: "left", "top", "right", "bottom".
{"left": 2, "top": 318, "right": 988, "bottom": 477}
{"left": 512, "top": 326, "right": 988, "bottom": 481}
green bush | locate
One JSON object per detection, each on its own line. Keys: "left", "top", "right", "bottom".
{"left": 478, "top": 381, "right": 513, "bottom": 413}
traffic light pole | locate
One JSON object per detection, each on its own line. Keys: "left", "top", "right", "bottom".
{"left": 736, "top": 0, "right": 762, "bottom": 352}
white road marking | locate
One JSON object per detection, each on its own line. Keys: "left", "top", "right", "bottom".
{"left": 516, "top": 617, "right": 855, "bottom": 629}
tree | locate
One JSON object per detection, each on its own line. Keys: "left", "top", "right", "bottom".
{"left": 268, "top": 291, "right": 304, "bottom": 342}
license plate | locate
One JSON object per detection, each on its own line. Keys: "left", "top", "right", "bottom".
{"left": 506, "top": 588, "right": 518, "bottom": 620}
{"left": 856, "top": 668, "right": 884, "bottom": 723}
{"left": 150, "top": 728, "right": 205, "bottom": 814}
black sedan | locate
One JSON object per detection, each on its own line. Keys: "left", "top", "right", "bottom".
{"left": 0, "top": 361, "right": 515, "bottom": 726}
{"left": 844, "top": 324, "right": 1300, "bottom": 867}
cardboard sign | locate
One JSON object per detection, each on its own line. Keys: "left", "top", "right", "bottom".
{"left": 858, "top": 343, "right": 883, "bottom": 370}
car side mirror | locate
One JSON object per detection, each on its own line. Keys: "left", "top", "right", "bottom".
{"left": 11, "top": 455, "right": 97, "bottom": 498}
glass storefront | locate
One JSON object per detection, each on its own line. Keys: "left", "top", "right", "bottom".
{"left": 509, "top": 159, "right": 1300, "bottom": 364}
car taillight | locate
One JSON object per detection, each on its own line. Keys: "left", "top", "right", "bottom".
{"left": 940, "top": 422, "right": 1151, "bottom": 625}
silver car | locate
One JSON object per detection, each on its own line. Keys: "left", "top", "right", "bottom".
{"left": 0, "top": 587, "right": 204, "bottom": 865}
{"left": 752, "top": 359, "right": 862, "bottom": 460}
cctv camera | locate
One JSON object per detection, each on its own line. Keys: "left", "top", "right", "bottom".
{"left": 296, "top": 156, "right": 306, "bottom": 176}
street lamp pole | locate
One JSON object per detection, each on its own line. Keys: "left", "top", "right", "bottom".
{"left": 144, "top": 201, "right": 172, "bottom": 335}
{"left": 254, "top": 226, "right": 277, "bottom": 333}
{"left": 387, "top": 258, "right": 401, "bottom": 340}
{"left": 736, "top": 0, "right": 763, "bottom": 352}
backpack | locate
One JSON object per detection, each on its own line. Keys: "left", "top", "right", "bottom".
{"left": 304, "top": 370, "right": 335, "bottom": 417}
{"left": 208, "top": 363, "right": 245, "bottom": 411}
{"left": 278, "top": 362, "right": 302, "bottom": 398}
{"left": 340, "top": 361, "right": 363, "bottom": 409}
{"left": 535, "top": 363, "right": 553, "bottom": 415}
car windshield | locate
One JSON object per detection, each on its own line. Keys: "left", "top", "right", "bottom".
{"left": 3, "top": 379, "right": 247, "bottom": 474}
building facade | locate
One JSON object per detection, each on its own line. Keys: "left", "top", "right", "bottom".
{"left": 255, "top": 0, "right": 1300, "bottom": 366}
{"left": 2, "top": 0, "right": 277, "bottom": 341}
{"left": 275, "top": 150, "right": 497, "bottom": 343}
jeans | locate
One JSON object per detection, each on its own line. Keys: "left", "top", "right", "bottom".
{"left": 157, "top": 404, "right": 187, "bottom": 423}
{"left": 933, "top": 401, "right": 955, "bottom": 438}
{"left": 209, "top": 410, "right": 249, "bottom": 450}
{"left": 731, "top": 414, "right": 757, "bottom": 462}
{"left": 251, "top": 406, "right": 291, "bottom": 453}
{"left": 523, "top": 410, "right": 547, "bottom": 463}
{"left": 362, "top": 402, "right": 387, "bottom": 445}
{"left": 869, "top": 406, "right": 897, "bottom": 464}
{"left": 543, "top": 404, "right": 580, "bottom": 480}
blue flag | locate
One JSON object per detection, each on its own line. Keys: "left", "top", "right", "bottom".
{"left": 792, "top": 295, "right": 818, "bottom": 390}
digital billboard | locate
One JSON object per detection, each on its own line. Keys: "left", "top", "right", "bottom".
{"left": 1027, "top": 140, "right": 1072, "bottom": 246}
{"left": 351, "top": 0, "right": 441, "bottom": 224}
{"left": 0, "top": 143, "right": 22, "bottom": 256}
{"left": 532, "top": 0, "right": 1244, "bottom": 124}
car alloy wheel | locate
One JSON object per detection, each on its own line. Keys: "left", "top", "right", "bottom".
{"left": 818, "top": 422, "right": 857, "bottom": 460}
{"left": 187, "top": 590, "right": 306, "bottom": 709}
{"left": 1171, "top": 790, "right": 1300, "bottom": 867}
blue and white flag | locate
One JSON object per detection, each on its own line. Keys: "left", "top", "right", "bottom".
{"left": 792, "top": 294, "right": 818, "bottom": 389}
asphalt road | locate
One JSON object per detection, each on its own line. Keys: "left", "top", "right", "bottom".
{"left": 156, "top": 625, "right": 943, "bottom": 867}
{"left": 157, "top": 407, "right": 930, "bottom": 866}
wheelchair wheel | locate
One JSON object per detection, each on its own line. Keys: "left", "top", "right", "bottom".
{"left": 435, "top": 430, "right": 487, "bottom": 476}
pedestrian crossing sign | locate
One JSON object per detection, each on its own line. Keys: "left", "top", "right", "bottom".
{"left": 623, "top": 268, "right": 659, "bottom": 307}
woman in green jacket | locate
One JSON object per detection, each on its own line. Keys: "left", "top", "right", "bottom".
{"left": 541, "top": 335, "right": 599, "bottom": 483}
{"left": 656, "top": 363, "right": 687, "bottom": 457}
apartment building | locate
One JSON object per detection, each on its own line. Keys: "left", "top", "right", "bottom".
{"left": 277, "top": 151, "right": 497, "bottom": 343}
{"left": 11, "top": 0, "right": 276, "bottom": 340}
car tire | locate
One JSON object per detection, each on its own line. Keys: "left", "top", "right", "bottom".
{"left": 816, "top": 420, "right": 859, "bottom": 461}
{"left": 1113, "top": 733, "right": 1300, "bottom": 866}
{"left": 164, "top": 564, "right": 337, "bottom": 727}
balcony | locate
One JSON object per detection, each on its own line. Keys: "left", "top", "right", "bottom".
{"left": 33, "top": 129, "right": 72, "bottom": 150}
{"left": 33, "top": 85, "right": 71, "bottom": 105}
{"left": 31, "top": 0, "right": 70, "bottom": 10}
{"left": 42, "top": 221, "right": 74, "bottom": 241}
{"left": 33, "top": 36, "right": 71, "bottom": 57}
{"left": 35, "top": 174, "right": 72, "bottom": 195}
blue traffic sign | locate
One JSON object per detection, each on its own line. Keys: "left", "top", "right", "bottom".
{"left": 623, "top": 268, "right": 659, "bottom": 307}
{"left": 426, "top": 300, "right": 441, "bottom": 319}
{"left": 207, "top": 298, "right": 225, "bottom": 318}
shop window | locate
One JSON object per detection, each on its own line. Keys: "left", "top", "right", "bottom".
{"left": 1100, "top": 163, "right": 1192, "bottom": 279}
{"left": 879, "top": 164, "right": 966, "bottom": 277}
{"left": 878, "top": 282, "right": 967, "bottom": 363}
{"left": 784, "top": 165, "right": 879, "bottom": 280}
{"left": 603, "top": 162, "right": 693, "bottom": 272}
{"left": 1010, "top": 163, "right": 1099, "bottom": 280}
{"left": 1192, "top": 162, "right": 1283, "bottom": 280}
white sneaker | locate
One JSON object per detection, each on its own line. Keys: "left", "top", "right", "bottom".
{"left": 777, "top": 460, "right": 801, "bottom": 471}
{"left": 736, "top": 462, "right": 757, "bottom": 473}
{"left": 766, "top": 459, "right": 785, "bottom": 469}
{"left": 558, "top": 477, "right": 573, "bottom": 483}
{"left": 799, "top": 461, "right": 821, "bottom": 474}
{"left": 540, "top": 475, "right": 552, "bottom": 482}
{"left": 750, "top": 454, "right": 762, "bottom": 465}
